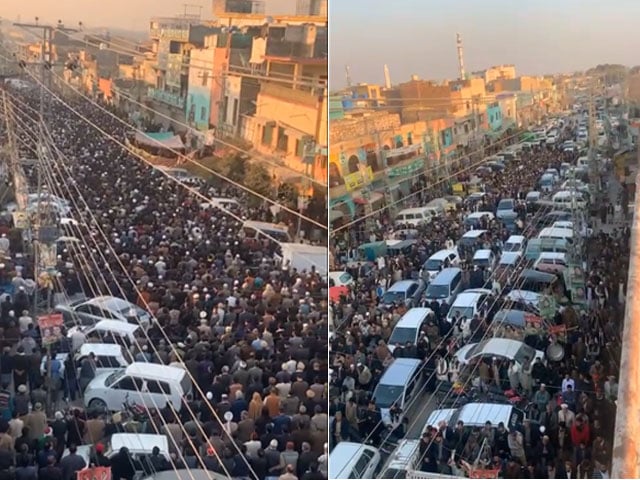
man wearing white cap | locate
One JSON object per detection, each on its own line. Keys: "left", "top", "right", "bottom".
{"left": 557, "top": 403, "right": 575, "bottom": 427}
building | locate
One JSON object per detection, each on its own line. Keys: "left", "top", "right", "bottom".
{"left": 147, "top": 16, "right": 219, "bottom": 128}
{"left": 486, "top": 102, "right": 503, "bottom": 131}
{"left": 473, "top": 64, "right": 516, "bottom": 84}
{"left": 240, "top": 23, "right": 327, "bottom": 185}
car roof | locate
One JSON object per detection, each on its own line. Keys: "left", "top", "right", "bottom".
{"left": 429, "top": 249, "right": 457, "bottom": 261}
{"left": 537, "top": 252, "right": 566, "bottom": 260}
{"left": 379, "top": 358, "right": 422, "bottom": 386}
{"left": 461, "top": 338, "right": 531, "bottom": 361}
{"left": 125, "top": 363, "right": 187, "bottom": 383}
{"left": 506, "top": 235, "right": 526, "bottom": 243}
{"left": 329, "top": 442, "right": 379, "bottom": 480}
{"left": 499, "top": 252, "right": 521, "bottom": 264}
{"left": 84, "top": 296, "right": 134, "bottom": 311}
{"left": 455, "top": 403, "right": 517, "bottom": 428}
{"left": 462, "top": 230, "right": 487, "bottom": 238}
{"left": 452, "top": 289, "right": 491, "bottom": 307}
{"left": 77, "top": 343, "right": 123, "bottom": 357}
{"left": 111, "top": 433, "right": 169, "bottom": 455}
{"left": 383, "top": 439, "right": 421, "bottom": 471}
{"left": 387, "top": 280, "right": 419, "bottom": 292}
{"left": 89, "top": 320, "right": 140, "bottom": 334}
{"left": 431, "top": 267, "right": 462, "bottom": 284}
{"left": 395, "top": 308, "right": 433, "bottom": 328}
{"left": 467, "top": 211, "right": 494, "bottom": 219}
{"left": 472, "top": 249, "right": 492, "bottom": 260}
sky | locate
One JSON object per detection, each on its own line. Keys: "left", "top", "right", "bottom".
{"left": 330, "top": 0, "right": 640, "bottom": 88}
{"left": 0, "top": 0, "right": 296, "bottom": 32}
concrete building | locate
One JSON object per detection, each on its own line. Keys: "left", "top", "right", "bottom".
{"left": 146, "top": 16, "right": 220, "bottom": 128}
{"left": 486, "top": 102, "right": 503, "bottom": 131}
{"left": 212, "top": 0, "right": 327, "bottom": 28}
{"left": 496, "top": 92, "right": 518, "bottom": 129}
{"left": 473, "top": 64, "right": 516, "bottom": 84}
{"left": 240, "top": 23, "right": 327, "bottom": 184}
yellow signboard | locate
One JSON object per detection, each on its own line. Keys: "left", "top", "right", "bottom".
{"left": 344, "top": 166, "right": 374, "bottom": 192}
{"left": 12, "top": 211, "right": 28, "bottom": 229}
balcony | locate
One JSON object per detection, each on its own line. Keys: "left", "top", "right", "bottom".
{"left": 266, "top": 40, "right": 327, "bottom": 60}
{"left": 147, "top": 87, "right": 185, "bottom": 109}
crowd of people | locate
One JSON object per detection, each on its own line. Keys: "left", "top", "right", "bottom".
{"left": 0, "top": 82, "right": 328, "bottom": 480}
{"left": 329, "top": 119, "right": 626, "bottom": 478}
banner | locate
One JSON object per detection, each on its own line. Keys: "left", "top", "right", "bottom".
{"left": 387, "top": 158, "right": 425, "bottom": 178}
{"left": 38, "top": 313, "right": 63, "bottom": 346}
{"left": 469, "top": 469, "right": 501, "bottom": 479}
{"left": 77, "top": 467, "right": 111, "bottom": 480}
{"left": 344, "top": 166, "right": 374, "bottom": 192}
{"left": 12, "top": 211, "right": 28, "bottom": 229}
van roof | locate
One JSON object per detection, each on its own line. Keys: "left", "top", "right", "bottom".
{"left": 379, "top": 358, "right": 422, "bottom": 386}
{"left": 539, "top": 227, "right": 574, "bottom": 238}
{"left": 506, "top": 235, "right": 525, "bottom": 244}
{"left": 428, "top": 403, "right": 518, "bottom": 430}
{"left": 383, "top": 439, "right": 421, "bottom": 471}
{"left": 387, "top": 280, "right": 419, "bottom": 292}
{"left": 537, "top": 251, "right": 566, "bottom": 261}
{"left": 242, "top": 220, "right": 289, "bottom": 234}
{"left": 429, "top": 249, "right": 457, "bottom": 261}
{"left": 462, "top": 230, "right": 487, "bottom": 238}
{"left": 329, "top": 442, "right": 379, "bottom": 480}
{"left": 466, "top": 211, "right": 494, "bottom": 220}
{"left": 452, "top": 289, "right": 491, "bottom": 308}
{"left": 499, "top": 252, "right": 521, "bottom": 265}
{"left": 78, "top": 343, "right": 123, "bottom": 357}
{"left": 111, "top": 433, "right": 169, "bottom": 455}
{"left": 91, "top": 320, "right": 140, "bottom": 334}
{"left": 472, "top": 249, "right": 492, "bottom": 260}
{"left": 396, "top": 308, "right": 433, "bottom": 328}
{"left": 125, "top": 363, "right": 187, "bottom": 383}
{"left": 430, "top": 267, "right": 462, "bottom": 285}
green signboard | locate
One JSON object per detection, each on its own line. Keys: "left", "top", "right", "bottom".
{"left": 388, "top": 158, "right": 424, "bottom": 178}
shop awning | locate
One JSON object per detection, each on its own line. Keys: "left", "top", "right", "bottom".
{"left": 134, "top": 131, "right": 185, "bottom": 150}
{"left": 329, "top": 210, "right": 344, "bottom": 222}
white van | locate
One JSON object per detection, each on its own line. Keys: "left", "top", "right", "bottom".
{"left": 552, "top": 190, "right": 586, "bottom": 209}
{"left": 200, "top": 197, "right": 240, "bottom": 210}
{"left": 446, "top": 288, "right": 492, "bottom": 323}
{"left": 395, "top": 207, "right": 437, "bottom": 227}
{"left": 424, "top": 403, "right": 525, "bottom": 433}
{"left": 329, "top": 442, "right": 381, "bottom": 479}
{"left": 378, "top": 439, "right": 421, "bottom": 479}
{"left": 538, "top": 226, "right": 574, "bottom": 243}
{"left": 472, "top": 249, "right": 497, "bottom": 271}
{"left": 84, "top": 363, "right": 192, "bottom": 412}
{"left": 504, "top": 235, "right": 526, "bottom": 253}
{"left": 373, "top": 358, "right": 423, "bottom": 425}
{"left": 67, "top": 320, "right": 141, "bottom": 348}
{"left": 388, "top": 308, "right": 433, "bottom": 354}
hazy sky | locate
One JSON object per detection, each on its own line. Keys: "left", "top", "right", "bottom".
{"left": 0, "top": 0, "right": 296, "bottom": 32}
{"left": 331, "top": 0, "right": 640, "bottom": 88}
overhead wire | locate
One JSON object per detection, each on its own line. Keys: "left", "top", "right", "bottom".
{"left": 6, "top": 84, "right": 267, "bottom": 479}
{"left": 335, "top": 163, "right": 566, "bottom": 478}
{"left": 8, "top": 100, "right": 229, "bottom": 479}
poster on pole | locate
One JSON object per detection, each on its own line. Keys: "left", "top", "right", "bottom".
{"left": 77, "top": 467, "right": 111, "bottom": 480}
{"left": 38, "top": 313, "right": 63, "bottom": 345}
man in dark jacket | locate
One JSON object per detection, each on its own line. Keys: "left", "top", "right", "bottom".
{"left": 38, "top": 456, "right": 62, "bottom": 480}
{"left": 110, "top": 447, "right": 135, "bottom": 480}
{"left": 59, "top": 444, "right": 86, "bottom": 480}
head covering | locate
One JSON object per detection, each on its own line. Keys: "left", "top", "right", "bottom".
{"left": 95, "top": 443, "right": 105, "bottom": 454}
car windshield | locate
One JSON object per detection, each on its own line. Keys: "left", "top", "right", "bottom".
{"left": 498, "top": 200, "right": 514, "bottom": 210}
{"left": 424, "top": 259, "right": 442, "bottom": 271}
{"left": 104, "top": 369, "right": 125, "bottom": 387}
{"left": 504, "top": 242, "right": 521, "bottom": 252}
{"left": 119, "top": 305, "right": 150, "bottom": 320}
{"left": 389, "top": 327, "right": 417, "bottom": 345}
{"left": 382, "top": 291, "right": 405, "bottom": 305}
{"left": 426, "top": 284, "right": 449, "bottom": 299}
{"left": 514, "top": 344, "right": 537, "bottom": 365}
{"left": 473, "top": 258, "right": 490, "bottom": 267}
{"left": 449, "top": 306, "right": 474, "bottom": 320}
{"left": 374, "top": 384, "right": 403, "bottom": 408}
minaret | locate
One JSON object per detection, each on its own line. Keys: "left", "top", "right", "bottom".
{"left": 456, "top": 32, "right": 466, "bottom": 80}
{"left": 383, "top": 64, "right": 391, "bottom": 89}
{"left": 345, "top": 65, "right": 352, "bottom": 87}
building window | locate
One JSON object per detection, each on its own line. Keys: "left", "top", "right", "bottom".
{"left": 201, "top": 71, "right": 208, "bottom": 87}
{"left": 200, "top": 107, "right": 206, "bottom": 121}
{"left": 464, "top": 124, "right": 469, "bottom": 134}
{"left": 295, "top": 139, "right": 305, "bottom": 157}
{"left": 262, "top": 123, "right": 274, "bottom": 145}
{"left": 347, "top": 155, "right": 359, "bottom": 174}
{"left": 276, "top": 127, "right": 288, "bottom": 152}
{"left": 233, "top": 98, "right": 239, "bottom": 126}
{"left": 222, "top": 96, "right": 229, "bottom": 123}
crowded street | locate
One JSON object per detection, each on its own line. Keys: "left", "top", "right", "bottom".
{"left": 0, "top": 78, "right": 329, "bottom": 480}
{"left": 329, "top": 108, "right": 628, "bottom": 478}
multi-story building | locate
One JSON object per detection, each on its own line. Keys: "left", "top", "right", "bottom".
{"left": 472, "top": 64, "right": 516, "bottom": 84}
{"left": 240, "top": 23, "right": 327, "bottom": 185}
{"left": 147, "top": 16, "right": 219, "bottom": 128}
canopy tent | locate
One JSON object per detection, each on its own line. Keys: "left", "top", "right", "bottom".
{"left": 134, "top": 131, "right": 186, "bottom": 150}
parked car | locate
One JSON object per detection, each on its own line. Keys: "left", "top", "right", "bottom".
{"left": 55, "top": 296, "right": 152, "bottom": 330}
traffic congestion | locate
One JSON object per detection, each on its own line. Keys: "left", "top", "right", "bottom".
{"left": 328, "top": 103, "right": 626, "bottom": 479}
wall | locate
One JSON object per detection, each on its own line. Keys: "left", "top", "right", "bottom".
{"left": 497, "top": 95, "right": 517, "bottom": 126}
{"left": 222, "top": 75, "right": 242, "bottom": 131}
{"left": 485, "top": 64, "right": 516, "bottom": 83}
{"left": 187, "top": 47, "right": 214, "bottom": 130}
{"left": 330, "top": 112, "right": 401, "bottom": 144}
{"left": 487, "top": 103, "right": 503, "bottom": 131}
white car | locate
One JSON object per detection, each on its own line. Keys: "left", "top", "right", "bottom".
{"left": 55, "top": 295, "right": 152, "bottom": 329}
{"left": 455, "top": 338, "right": 545, "bottom": 366}
{"left": 84, "top": 363, "right": 192, "bottom": 412}
{"left": 420, "top": 249, "right": 460, "bottom": 280}
{"left": 551, "top": 220, "right": 593, "bottom": 238}
{"left": 329, "top": 271, "right": 354, "bottom": 288}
